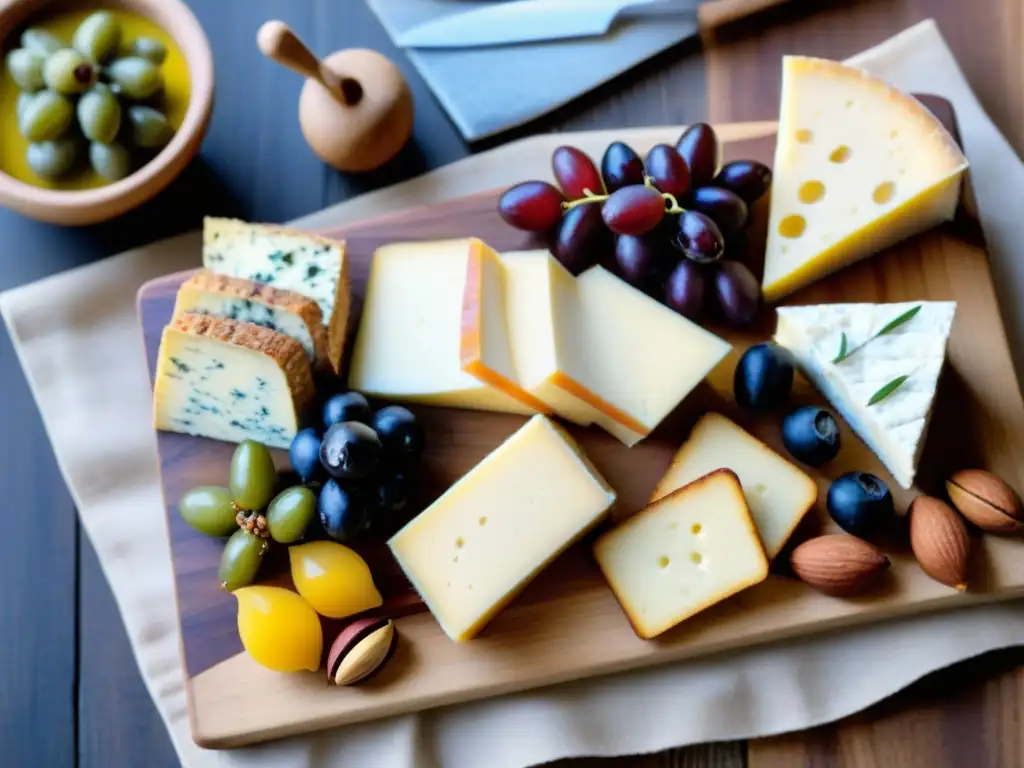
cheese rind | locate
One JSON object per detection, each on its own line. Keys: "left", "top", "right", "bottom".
{"left": 153, "top": 314, "right": 315, "bottom": 449}
{"left": 594, "top": 469, "right": 768, "bottom": 639}
{"left": 202, "top": 217, "right": 349, "bottom": 372}
{"left": 651, "top": 412, "right": 817, "bottom": 559}
{"left": 172, "top": 270, "right": 328, "bottom": 366}
{"left": 763, "top": 56, "right": 968, "bottom": 301}
{"left": 774, "top": 301, "right": 956, "bottom": 489}
{"left": 388, "top": 414, "right": 616, "bottom": 642}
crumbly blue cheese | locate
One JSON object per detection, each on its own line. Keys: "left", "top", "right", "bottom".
{"left": 153, "top": 313, "right": 315, "bottom": 449}
{"left": 202, "top": 217, "right": 349, "bottom": 371}
{"left": 774, "top": 301, "right": 956, "bottom": 488}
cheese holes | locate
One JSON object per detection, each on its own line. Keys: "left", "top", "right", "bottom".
{"left": 691, "top": 523, "right": 702, "bottom": 535}
{"left": 753, "top": 483, "right": 768, "bottom": 496}
{"left": 845, "top": 99, "right": 855, "bottom": 109}
{"left": 455, "top": 537, "right": 464, "bottom": 548}
{"left": 873, "top": 181, "right": 895, "bottom": 204}
{"left": 690, "top": 552, "right": 703, "bottom": 565}
{"left": 453, "top": 556, "right": 459, "bottom": 563}
{"left": 478, "top": 516, "right": 488, "bottom": 526}
{"left": 795, "top": 128, "right": 813, "bottom": 144}
{"left": 889, "top": 129, "right": 899, "bottom": 139}
{"left": 778, "top": 214, "right": 806, "bottom": 239}
{"left": 829, "top": 145, "right": 851, "bottom": 163}
{"left": 658, "top": 555, "right": 670, "bottom": 569}
{"left": 798, "top": 180, "right": 825, "bottom": 204}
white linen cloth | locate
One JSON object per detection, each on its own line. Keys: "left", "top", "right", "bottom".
{"left": 4, "top": 20, "right": 1024, "bottom": 768}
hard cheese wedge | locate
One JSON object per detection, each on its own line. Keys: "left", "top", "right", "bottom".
{"left": 774, "top": 301, "right": 956, "bottom": 488}
{"left": 651, "top": 413, "right": 817, "bottom": 559}
{"left": 202, "top": 217, "right": 349, "bottom": 372}
{"left": 172, "top": 270, "right": 329, "bottom": 367}
{"left": 153, "top": 313, "right": 315, "bottom": 449}
{"left": 595, "top": 469, "right": 768, "bottom": 639}
{"left": 388, "top": 414, "right": 616, "bottom": 642}
{"left": 763, "top": 56, "right": 968, "bottom": 302}
{"left": 349, "top": 238, "right": 548, "bottom": 415}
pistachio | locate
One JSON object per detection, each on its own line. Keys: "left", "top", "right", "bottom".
{"left": 327, "top": 617, "right": 396, "bottom": 686}
{"left": 946, "top": 469, "right": 1023, "bottom": 535}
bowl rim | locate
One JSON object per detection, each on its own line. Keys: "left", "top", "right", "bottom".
{"left": 0, "top": 0, "right": 215, "bottom": 213}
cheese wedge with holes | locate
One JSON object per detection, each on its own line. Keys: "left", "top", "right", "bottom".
{"left": 388, "top": 414, "right": 616, "bottom": 642}
{"left": 202, "top": 217, "right": 349, "bottom": 372}
{"left": 651, "top": 413, "right": 817, "bottom": 559}
{"left": 153, "top": 314, "right": 315, "bottom": 449}
{"left": 172, "top": 270, "right": 329, "bottom": 367}
{"left": 762, "top": 56, "right": 968, "bottom": 302}
{"left": 348, "top": 238, "right": 547, "bottom": 414}
{"left": 595, "top": 469, "right": 768, "bottom": 639}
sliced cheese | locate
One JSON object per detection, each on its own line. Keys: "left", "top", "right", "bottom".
{"left": 651, "top": 412, "right": 817, "bottom": 559}
{"left": 349, "top": 238, "right": 547, "bottom": 414}
{"left": 763, "top": 56, "right": 968, "bottom": 302}
{"left": 202, "top": 217, "right": 349, "bottom": 371}
{"left": 594, "top": 469, "right": 768, "bottom": 639}
{"left": 172, "top": 269, "right": 329, "bottom": 367}
{"left": 388, "top": 414, "right": 616, "bottom": 642}
{"left": 774, "top": 301, "right": 956, "bottom": 489}
{"left": 153, "top": 314, "right": 315, "bottom": 449}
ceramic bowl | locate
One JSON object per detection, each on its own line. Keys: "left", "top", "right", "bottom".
{"left": 0, "top": 0, "right": 214, "bottom": 225}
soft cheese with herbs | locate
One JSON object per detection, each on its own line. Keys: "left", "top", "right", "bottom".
{"left": 774, "top": 301, "right": 956, "bottom": 488}
{"left": 152, "top": 313, "right": 315, "bottom": 449}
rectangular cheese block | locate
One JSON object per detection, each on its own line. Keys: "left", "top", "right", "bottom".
{"left": 651, "top": 413, "right": 817, "bottom": 559}
{"left": 152, "top": 313, "right": 314, "bottom": 449}
{"left": 202, "top": 217, "right": 349, "bottom": 372}
{"left": 349, "top": 238, "right": 547, "bottom": 415}
{"left": 388, "top": 414, "right": 616, "bottom": 642}
{"left": 594, "top": 469, "right": 768, "bottom": 639}
{"left": 172, "top": 270, "right": 329, "bottom": 367}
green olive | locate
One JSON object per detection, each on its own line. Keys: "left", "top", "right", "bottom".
{"left": 129, "top": 37, "right": 167, "bottom": 65}
{"left": 21, "top": 28, "right": 65, "bottom": 56}
{"left": 88, "top": 141, "right": 131, "bottom": 181}
{"left": 105, "top": 56, "right": 162, "bottom": 100}
{"left": 266, "top": 486, "right": 317, "bottom": 544}
{"left": 43, "top": 49, "right": 95, "bottom": 94}
{"left": 77, "top": 86, "right": 122, "bottom": 144}
{"left": 179, "top": 486, "right": 238, "bottom": 537}
{"left": 229, "top": 440, "right": 277, "bottom": 511}
{"left": 127, "top": 105, "right": 171, "bottom": 148}
{"left": 218, "top": 529, "right": 268, "bottom": 591}
{"left": 72, "top": 11, "right": 122, "bottom": 63}
{"left": 19, "top": 91, "right": 74, "bottom": 142}
{"left": 6, "top": 48, "right": 46, "bottom": 91}
{"left": 26, "top": 138, "right": 80, "bottom": 179}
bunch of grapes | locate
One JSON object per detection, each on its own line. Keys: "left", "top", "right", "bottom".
{"left": 497, "top": 123, "right": 772, "bottom": 328}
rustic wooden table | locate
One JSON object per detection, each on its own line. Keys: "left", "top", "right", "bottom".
{"left": 1, "top": 1, "right": 1021, "bottom": 766}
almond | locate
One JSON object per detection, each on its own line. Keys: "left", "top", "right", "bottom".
{"left": 946, "top": 469, "right": 1023, "bottom": 534}
{"left": 789, "top": 534, "right": 890, "bottom": 596}
{"left": 909, "top": 496, "right": 970, "bottom": 591}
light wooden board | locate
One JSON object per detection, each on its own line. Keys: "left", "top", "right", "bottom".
{"left": 138, "top": 119, "right": 1024, "bottom": 749}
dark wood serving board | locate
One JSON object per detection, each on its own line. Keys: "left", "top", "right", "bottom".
{"left": 138, "top": 120, "right": 1024, "bottom": 750}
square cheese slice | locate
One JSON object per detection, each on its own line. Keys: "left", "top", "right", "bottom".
{"left": 594, "top": 469, "right": 768, "bottom": 639}
{"left": 349, "top": 238, "right": 548, "bottom": 415}
{"left": 172, "top": 269, "right": 329, "bottom": 367}
{"left": 388, "top": 414, "right": 616, "bottom": 642}
{"left": 651, "top": 412, "right": 817, "bottom": 559}
{"left": 762, "top": 56, "right": 968, "bottom": 301}
{"left": 774, "top": 301, "right": 956, "bottom": 489}
{"left": 202, "top": 217, "right": 349, "bottom": 372}
{"left": 153, "top": 314, "right": 315, "bottom": 449}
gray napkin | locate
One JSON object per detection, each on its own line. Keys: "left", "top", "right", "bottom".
{"left": 367, "top": 0, "right": 702, "bottom": 141}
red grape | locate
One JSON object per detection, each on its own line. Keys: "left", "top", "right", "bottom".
{"left": 674, "top": 210, "right": 725, "bottom": 263}
{"left": 601, "top": 141, "right": 645, "bottom": 192}
{"left": 497, "top": 181, "right": 565, "bottom": 232}
{"left": 602, "top": 185, "right": 665, "bottom": 236}
{"left": 688, "top": 186, "right": 749, "bottom": 235}
{"left": 665, "top": 259, "right": 708, "bottom": 320}
{"left": 553, "top": 203, "right": 609, "bottom": 275}
{"left": 713, "top": 260, "right": 761, "bottom": 326}
{"left": 614, "top": 235, "right": 658, "bottom": 289}
{"left": 645, "top": 144, "right": 691, "bottom": 198}
{"left": 713, "top": 160, "right": 772, "bottom": 203}
{"left": 675, "top": 123, "right": 720, "bottom": 187}
{"left": 552, "top": 146, "right": 604, "bottom": 198}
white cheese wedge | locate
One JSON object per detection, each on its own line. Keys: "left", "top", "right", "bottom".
{"left": 202, "top": 217, "right": 349, "bottom": 372}
{"left": 153, "top": 314, "right": 315, "bottom": 449}
{"left": 388, "top": 414, "right": 616, "bottom": 642}
{"left": 651, "top": 412, "right": 817, "bottom": 559}
{"left": 763, "top": 56, "right": 968, "bottom": 302}
{"left": 172, "top": 270, "right": 329, "bottom": 367}
{"left": 349, "top": 238, "right": 549, "bottom": 415}
{"left": 594, "top": 469, "right": 768, "bottom": 639}
{"left": 774, "top": 301, "right": 956, "bottom": 488}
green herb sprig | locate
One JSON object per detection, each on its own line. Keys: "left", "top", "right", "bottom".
{"left": 832, "top": 305, "right": 921, "bottom": 364}
{"left": 868, "top": 375, "right": 909, "bottom": 406}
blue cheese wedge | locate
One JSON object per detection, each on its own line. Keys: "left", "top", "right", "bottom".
{"left": 774, "top": 301, "right": 956, "bottom": 488}
{"left": 153, "top": 313, "right": 315, "bottom": 449}
{"left": 172, "top": 270, "right": 329, "bottom": 367}
{"left": 202, "top": 217, "right": 349, "bottom": 372}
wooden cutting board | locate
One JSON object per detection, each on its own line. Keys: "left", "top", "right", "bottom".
{"left": 138, "top": 121, "right": 1024, "bottom": 750}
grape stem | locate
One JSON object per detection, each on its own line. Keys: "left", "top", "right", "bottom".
{"left": 560, "top": 175, "right": 686, "bottom": 214}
